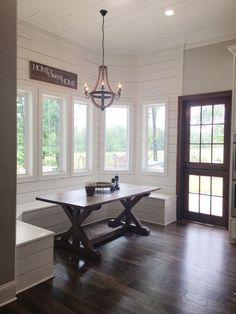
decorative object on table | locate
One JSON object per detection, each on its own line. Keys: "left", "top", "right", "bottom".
{"left": 84, "top": 181, "right": 95, "bottom": 197}
{"left": 114, "top": 175, "right": 120, "bottom": 190}
{"left": 110, "top": 175, "right": 120, "bottom": 192}
{"left": 84, "top": 9, "right": 122, "bottom": 111}
{"left": 94, "top": 182, "right": 113, "bottom": 194}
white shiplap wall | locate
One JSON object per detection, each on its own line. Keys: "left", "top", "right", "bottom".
{"left": 134, "top": 47, "right": 184, "bottom": 193}
{"left": 17, "top": 24, "right": 137, "bottom": 205}
{"left": 17, "top": 23, "right": 182, "bottom": 226}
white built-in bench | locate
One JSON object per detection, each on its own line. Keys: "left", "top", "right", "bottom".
{"left": 17, "top": 201, "right": 71, "bottom": 234}
{"left": 107, "top": 190, "right": 176, "bottom": 226}
{"left": 135, "top": 191, "right": 176, "bottom": 225}
{"left": 16, "top": 221, "right": 54, "bottom": 293}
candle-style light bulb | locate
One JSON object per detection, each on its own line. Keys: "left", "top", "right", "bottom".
{"left": 118, "top": 83, "right": 122, "bottom": 90}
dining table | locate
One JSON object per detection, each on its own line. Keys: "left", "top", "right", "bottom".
{"left": 36, "top": 183, "right": 160, "bottom": 260}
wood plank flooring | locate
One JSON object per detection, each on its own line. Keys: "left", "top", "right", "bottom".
{"left": 2, "top": 221, "right": 236, "bottom": 314}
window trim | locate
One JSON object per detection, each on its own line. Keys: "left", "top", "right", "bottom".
{"left": 38, "top": 90, "right": 69, "bottom": 180}
{"left": 102, "top": 104, "right": 132, "bottom": 173}
{"left": 140, "top": 101, "right": 168, "bottom": 176}
{"left": 71, "top": 98, "right": 94, "bottom": 175}
{"left": 17, "top": 85, "right": 37, "bottom": 182}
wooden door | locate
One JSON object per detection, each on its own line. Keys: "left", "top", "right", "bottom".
{"left": 177, "top": 91, "right": 232, "bottom": 228}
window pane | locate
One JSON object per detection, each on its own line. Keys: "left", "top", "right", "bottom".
{"left": 42, "top": 96, "right": 61, "bottom": 173}
{"left": 200, "top": 176, "right": 211, "bottom": 195}
{"left": 213, "top": 105, "right": 225, "bottom": 123}
{"left": 190, "top": 144, "right": 200, "bottom": 162}
{"left": 212, "top": 177, "right": 223, "bottom": 196}
{"left": 201, "top": 144, "right": 211, "bottom": 163}
{"left": 190, "top": 126, "right": 200, "bottom": 143}
{"left": 211, "top": 196, "right": 223, "bottom": 217}
{"left": 74, "top": 103, "right": 87, "bottom": 171}
{"left": 147, "top": 105, "right": 165, "bottom": 172}
{"left": 201, "top": 125, "right": 212, "bottom": 143}
{"left": 201, "top": 105, "right": 212, "bottom": 124}
{"left": 105, "top": 107, "right": 128, "bottom": 170}
{"left": 17, "top": 94, "right": 26, "bottom": 175}
{"left": 213, "top": 125, "right": 224, "bottom": 144}
{"left": 189, "top": 193, "right": 199, "bottom": 213}
{"left": 189, "top": 175, "right": 199, "bottom": 193}
{"left": 190, "top": 106, "right": 201, "bottom": 125}
{"left": 212, "top": 144, "right": 224, "bottom": 163}
{"left": 200, "top": 194, "right": 211, "bottom": 214}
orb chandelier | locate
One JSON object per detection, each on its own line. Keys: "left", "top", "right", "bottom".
{"left": 84, "top": 10, "right": 122, "bottom": 111}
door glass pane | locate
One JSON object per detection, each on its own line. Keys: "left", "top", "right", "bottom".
{"left": 190, "top": 126, "right": 200, "bottom": 143}
{"left": 211, "top": 196, "right": 223, "bottom": 217}
{"left": 213, "top": 125, "right": 224, "bottom": 143}
{"left": 212, "top": 177, "right": 223, "bottom": 196}
{"left": 189, "top": 175, "right": 199, "bottom": 193}
{"left": 190, "top": 106, "right": 201, "bottom": 125}
{"left": 212, "top": 144, "right": 224, "bottom": 163}
{"left": 202, "top": 105, "right": 212, "bottom": 124}
{"left": 189, "top": 193, "right": 199, "bottom": 213}
{"left": 201, "top": 125, "right": 212, "bottom": 143}
{"left": 213, "top": 105, "right": 225, "bottom": 123}
{"left": 190, "top": 144, "right": 200, "bottom": 162}
{"left": 200, "top": 195, "right": 211, "bottom": 214}
{"left": 200, "top": 176, "right": 211, "bottom": 195}
{"left": 201, "top": 144, "right": 211, "bottom": 163}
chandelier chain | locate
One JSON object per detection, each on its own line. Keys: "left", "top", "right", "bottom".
{"left": 102, "top": 14, "right": 105, "bottom": 66}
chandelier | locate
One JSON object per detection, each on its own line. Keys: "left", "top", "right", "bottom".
{"left": 84, "top": 10, "right": 122, "bottom": 111}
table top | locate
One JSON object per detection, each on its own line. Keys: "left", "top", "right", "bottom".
{"left": 36, "top": 183, "right": 160, "bottom": 209}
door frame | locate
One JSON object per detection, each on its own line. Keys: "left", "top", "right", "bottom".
{"left": 176, "top": 90, "right": 232, "bottom": 225}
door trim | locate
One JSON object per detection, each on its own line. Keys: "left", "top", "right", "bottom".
{"left": 176, "top": 90, "right": 232, "bottom": 224}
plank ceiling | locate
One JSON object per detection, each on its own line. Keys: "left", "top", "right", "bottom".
{"left": 18, "top": 0, "right": 236, "bottom": 55}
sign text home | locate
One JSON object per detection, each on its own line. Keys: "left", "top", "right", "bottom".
{"left": 30, "top": 61, "right": 77, "bottom": 89}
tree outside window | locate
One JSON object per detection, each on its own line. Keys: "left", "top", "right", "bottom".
{"left": 105, "top": 106, "right": 129, "bottom": 170}
{"left": 42, "top": 96, "right": 61, "bottom": 173}
{"left": 146, "top": 104, "right": 165, "bottom": 172}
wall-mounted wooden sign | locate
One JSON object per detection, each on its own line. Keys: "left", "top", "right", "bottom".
{"left": 30, "top": 61, "right": 77, "bottom": 89}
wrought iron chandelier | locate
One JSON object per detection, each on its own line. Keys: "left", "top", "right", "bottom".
{"left": 84, "top": 10, "right": 122, "bottom": 111}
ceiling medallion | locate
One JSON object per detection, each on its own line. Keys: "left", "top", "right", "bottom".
{"left": 84, "top": 10, "right": 122, "bottom": 111}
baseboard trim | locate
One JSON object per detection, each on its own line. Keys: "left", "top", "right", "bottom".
{"left": 140, "top": 218, "right": 176, "bottom": 226}
{"left": 0, "top": 280, "right": 16, "bottom": 307}
{"left": 16, "top": 275, "right": 54, "bottom": 294}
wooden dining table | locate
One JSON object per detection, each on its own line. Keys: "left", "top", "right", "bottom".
{"left": 36, "top": 183, "right": 160, "bottom": 260}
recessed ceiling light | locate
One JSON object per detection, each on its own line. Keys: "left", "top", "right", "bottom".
{"left": 165, "top": 9, "right": 174, "bottom": 16}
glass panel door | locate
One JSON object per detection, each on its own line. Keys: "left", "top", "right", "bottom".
{"left": 177, "top": 92, "right": 231, "bottom": 228}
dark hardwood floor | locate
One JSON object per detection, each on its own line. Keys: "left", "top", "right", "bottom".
{"left": 2, "top": 221, "right": 236, "bottom": 314}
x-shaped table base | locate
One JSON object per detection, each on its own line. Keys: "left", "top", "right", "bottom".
{"left": 55, "top": 193, "right": 150, "bottom": 260}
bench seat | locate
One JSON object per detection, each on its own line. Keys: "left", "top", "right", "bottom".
{"left": 106, "top": 190, "right": 176, "bottom": 226}
{"left": 16, "top": 221, "right": 54, "bottom": 293}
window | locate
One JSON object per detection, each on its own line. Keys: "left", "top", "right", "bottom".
{"left": 104, "top": 106, "right": 129, "bottom": 171}
{"left": 73, "top": 101, "right": 89, "bottom": 172}
{"left": 17, "top": 90, "right": 31, "bottom": 177}
{"left": 41, "top": 94, "right": 66, "bottom": 175}
{"left": 142, "top": 103, "right": 166, "bottom": 173}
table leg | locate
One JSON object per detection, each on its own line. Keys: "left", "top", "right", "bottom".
{"left": 108, "top": 193, "right": 150, "bottom": 236}
{"left": 56, "top": 205, "right": 101, "bottom": 260}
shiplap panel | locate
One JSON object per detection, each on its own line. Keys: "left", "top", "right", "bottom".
{"left": 135, "top": 46, "right": 182, "bottom": 199}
